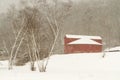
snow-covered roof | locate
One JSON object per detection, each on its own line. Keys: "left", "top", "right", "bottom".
{"left": 66, "top": 34, "right": 102, "bottom": 45}
{"left": 66, "top": 34, "right": 102, "bottom": 39}
{"left": 69, "top": 38, "right": 102, "bottom": 45}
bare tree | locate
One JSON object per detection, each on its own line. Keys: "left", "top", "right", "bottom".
{"left": 5, "top": 0, "right": 73, "bottom": 72}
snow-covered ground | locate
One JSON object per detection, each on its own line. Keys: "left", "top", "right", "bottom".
{"left": 105, "top": 46, "right": 120, "bottom": 52}
{"left": 0, "top": 51, "right": 120, "bottom": 80}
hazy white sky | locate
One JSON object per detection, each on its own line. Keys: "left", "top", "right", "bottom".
{"left": 0, "top": 0, "right": 20, "bottom": 13}
{"left": 0, "top": 0, "right": 82, "bottom": 13}
{"left": 0, "top": 0, "right": 71, "bottom": 13}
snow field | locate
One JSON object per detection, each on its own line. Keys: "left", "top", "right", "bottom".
{"left": 0, "top": 52, "right": 120, "bottom": 80}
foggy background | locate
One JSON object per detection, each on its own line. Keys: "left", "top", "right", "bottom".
{"left": 0, "top": 0, "right": 120, "bottom": 54}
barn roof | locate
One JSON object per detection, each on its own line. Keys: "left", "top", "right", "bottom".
{"left": 68, "top": 38, "right": 102, "bottom": 45}
{"left": 66, "top": 34, "right": 102, "bottom": 45}
{"left": 66, "top": 34, "right": 102, "bottom": 39}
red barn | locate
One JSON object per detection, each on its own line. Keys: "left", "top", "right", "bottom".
{"left": 64, "top": 34, "right": 102, "bottom": 53}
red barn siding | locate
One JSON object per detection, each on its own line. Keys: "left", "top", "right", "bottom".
{"left": 64, "top": 37, "right": 79, "bottom": 45}
{"left": 65, "top": 44, "right": 102, "bottom": 53}
{"left": 92, "top": 39, "right": 102, "bottom": 44}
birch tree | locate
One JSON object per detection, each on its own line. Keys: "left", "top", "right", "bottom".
{"left": 6, "top": 0, "right": 73, "bottom": 72}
